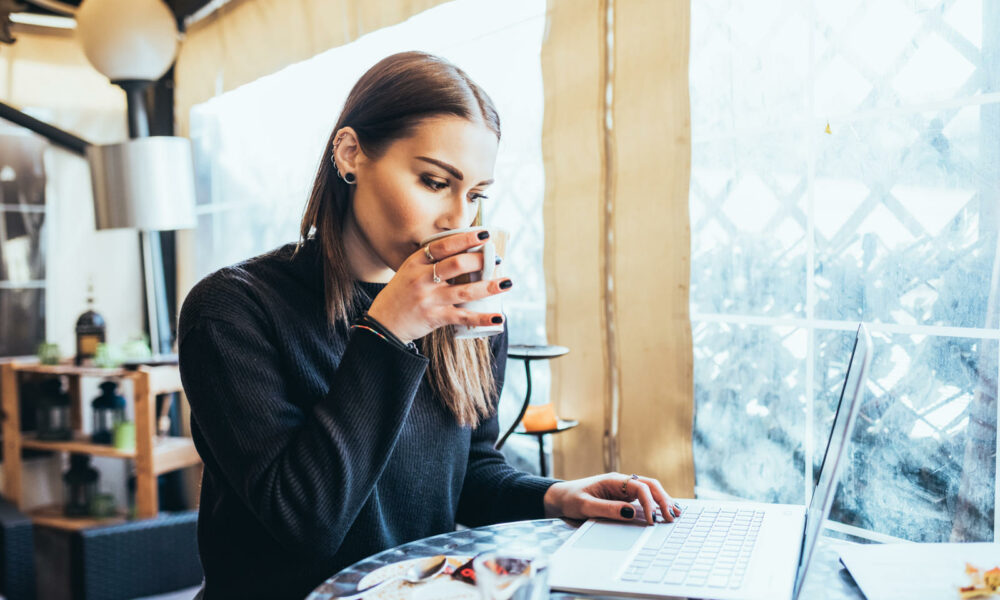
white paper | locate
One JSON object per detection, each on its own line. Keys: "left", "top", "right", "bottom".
{"left": 838, "top": 542, "right": 1000, "bottom": 600}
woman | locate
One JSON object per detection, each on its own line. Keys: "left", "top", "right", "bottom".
{"left": 178, "top": 51, "right": 679, "bottom": 599}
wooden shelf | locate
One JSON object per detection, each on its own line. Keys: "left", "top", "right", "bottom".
{"left": 21, "top": 433, "right": 136, "bottom": 458}
{"left": 12, "top": 364, "right": 130, "bottom": 377}
{"left": 18, "top": 433, "right": 199, "bottom": 473}
{"left": 1, "top": 360, "right": 200, "bottom": 525}
{"left": 27, "top": 504, "right": 128, "bottom": 531}
{"left": 152, "top": 436, "right": 201, "bottom": 475}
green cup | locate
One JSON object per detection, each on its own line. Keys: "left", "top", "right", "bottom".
{"left": 36, "top": 342, "right": 61, "bottom": 365}
{"left": 91, "top": 493, "right": 117, "bottom": 518}
{"left": 113, "top": 421, "right": 135, "bottom": 451}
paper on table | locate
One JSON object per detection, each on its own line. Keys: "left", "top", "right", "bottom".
{"left": 838, "top": 542, "right": 1000, "bottom": 600}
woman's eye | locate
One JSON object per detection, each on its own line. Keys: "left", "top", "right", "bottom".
{"left": 421, "top": 175, "right": 448, "bottom": 191}
{"left": 469, "top": 193, "right": 489, "bottom": 203}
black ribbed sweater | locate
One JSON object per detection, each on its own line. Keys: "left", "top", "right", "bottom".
{"left": 177, "top": 241, "right": 556, "bottom": 599}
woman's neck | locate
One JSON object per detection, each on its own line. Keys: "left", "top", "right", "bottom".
{"left": 342, "top": 213, "right": 395, "bottom": 283}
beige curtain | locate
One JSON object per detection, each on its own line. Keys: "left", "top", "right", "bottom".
{"left": 174, "top": 0, "right": 695, "bottom": 495}
{"left": 543, "top": 0, "right": 694, "bottom": 494}
{"left": 175, "top": 0, "right": 448, "bottom": 136}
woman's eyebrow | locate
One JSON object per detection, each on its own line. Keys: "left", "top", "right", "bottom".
{"left": 415, "top": 156, "right": 494, "bottom": 186}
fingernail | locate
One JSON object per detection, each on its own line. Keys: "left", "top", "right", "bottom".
{"left": 620, "top": 506, "right": 635, "bottom": 519}
{"left": 477, "top": 230, "right": 490, "bottom": 240}
{"left": 670, "top": 507, "right": 678, "bottom": 518}
{"left": 495, "top": 255, "right": 502, "bottom": 265}
{"left": 491, "top": 316, "right": 503, "bottom": 324}
{"left": 499, "top": 279, "right": 513, "bottom": 290}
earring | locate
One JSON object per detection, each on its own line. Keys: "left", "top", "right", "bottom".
{"left": 331, "top": 134, "right": 355, "bottom": 184}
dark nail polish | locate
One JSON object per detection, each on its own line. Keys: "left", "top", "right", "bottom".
{"left": 491, "top": 316, "right": 503, "bottom": 324}
{"left": 495, "top": 255, "right": 502, "bottom": 265}
{"left": 670, "top": 507, "right": 679, "bottom": 518}
{"left": 620, "top": 506, "right": 635, "bottom": 519}
{"left": 477, "top": 230, "right": 490, "bottom": 240}
{"left": 499, "top": 279, "right": 513, "bottom": 290}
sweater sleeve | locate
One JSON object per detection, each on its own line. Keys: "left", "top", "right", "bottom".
{"left": 455, "top": 329, "right": 559, "bottom": 527}
{"left": 179, "top": 315, "right": 428, "bottom": 559}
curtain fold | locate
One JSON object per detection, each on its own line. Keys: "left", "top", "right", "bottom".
{"left": 543, "top": 0, "right": 694, "bottom": 493}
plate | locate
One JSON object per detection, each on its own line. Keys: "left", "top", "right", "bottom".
{"left": 353, "top": 555, "right": 477, "bottom": 599}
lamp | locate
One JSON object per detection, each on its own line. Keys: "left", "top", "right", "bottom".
{"left": 75, "top": 0, "right": 194, "bottom": 356}
{"left": 88, "top": 137, "right": 197, "bottom": 232}
{"left": 76, "top": 0, "right": 177, "bottom": 83}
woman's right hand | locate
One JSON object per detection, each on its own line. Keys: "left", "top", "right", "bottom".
{"left": 366, "top": 230, "right": 512, "bottom": 344}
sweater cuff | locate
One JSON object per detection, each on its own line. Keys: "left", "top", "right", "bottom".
{"left": 514, "top": 475, "right": 561, "bottom": 518}
{"left": 352, "top": 313, "right": 420, "bottom": 355}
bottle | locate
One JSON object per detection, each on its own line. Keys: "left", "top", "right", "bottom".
{"left": 75, "top": 280, "right": 106, "bottom": 367}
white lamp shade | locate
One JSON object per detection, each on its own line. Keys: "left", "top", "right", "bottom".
{"left": 76, "top": 0, "right": 179, "bottom": 82}
{"left": 88, "top": 137, "right": 198, "bottom": 231}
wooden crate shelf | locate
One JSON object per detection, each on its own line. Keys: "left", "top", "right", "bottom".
{"left": 27, "top": 504, "right": 128, "bottom": 531}
{"left": 0, "top": 362, "right": 201, "bottom": 526}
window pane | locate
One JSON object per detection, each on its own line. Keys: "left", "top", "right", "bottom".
{"left": 693, "top": 321, "right": 807, "bottom": 504}
{"left": 815, "top": 330, "right": 997, "bottom": 542}
{"left": 0, "top": 288, "right": 44, "bottom": 355}
{"left": 691, "top": 0, "right": 1000, "bottom": 543}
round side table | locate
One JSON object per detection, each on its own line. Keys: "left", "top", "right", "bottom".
{"left": 497, "top": 344, "right": 574, "bottom": 477}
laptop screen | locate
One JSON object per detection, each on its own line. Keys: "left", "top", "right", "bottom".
{"left": 793, "top": 324, "right": 872, "bottom": 599}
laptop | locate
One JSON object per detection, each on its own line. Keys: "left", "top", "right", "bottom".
{"left": 549, "top": 323, "right": 873, "bottom": 600}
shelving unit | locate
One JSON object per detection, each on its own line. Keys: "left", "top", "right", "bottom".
{"left": 0, "top": 361, "right": 201, "bottom": 530}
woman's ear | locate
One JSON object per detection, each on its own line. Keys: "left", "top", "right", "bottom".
{"left": 332, "top": 127, "right": 362, "bottom": 175}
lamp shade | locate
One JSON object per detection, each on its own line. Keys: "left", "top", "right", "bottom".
{"left": 88, "top": 136, "right": 197, "bottom": 231}
{"left": 76, "top": 0, "right": 178, "bottom": 82}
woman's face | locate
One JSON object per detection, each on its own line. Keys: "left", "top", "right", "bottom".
{"left": 349, "top": 115, "right": 498, "bottom": 271}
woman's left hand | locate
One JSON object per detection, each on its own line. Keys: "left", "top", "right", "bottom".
{"left": 542, "top": 473, "right": 681, "bottom": 526}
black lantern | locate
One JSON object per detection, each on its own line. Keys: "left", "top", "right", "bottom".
{"left": 36, "top": 378, "right": 72, "bottom": 441}
{"left": 91, "top": 380, "right": 126, "bottom": 444}
{"left": 63, "top": 454, "right": 98, "bottom": 517}
{"left": 75, "top": 284, "right": 106, "bottom": 367}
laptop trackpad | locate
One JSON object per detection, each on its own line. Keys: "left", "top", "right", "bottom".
{"left": 573, "top": 521, "right": 646, "bottom": 551}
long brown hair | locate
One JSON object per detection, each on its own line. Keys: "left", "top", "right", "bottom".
{"left": 298, "top": 51, "right": 501, "bottom": 428}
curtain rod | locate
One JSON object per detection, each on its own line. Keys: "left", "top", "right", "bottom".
{"left": 0, "top": 101, "right": 91, "bottom": 156}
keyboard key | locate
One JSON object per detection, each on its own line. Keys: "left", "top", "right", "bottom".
{"left": 642, "top": 567, "right": 668, "bottom": 583}
{"left": 707, "top": 575, "right": 729, "bottom": 587}
{"left": 663, "top": 570, "right": 687, "bottom": 584}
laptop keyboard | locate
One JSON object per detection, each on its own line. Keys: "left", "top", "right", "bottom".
{"left": 620, "top": 505, "right": 763, "bottom": 589}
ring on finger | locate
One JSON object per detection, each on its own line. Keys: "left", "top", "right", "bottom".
{"left": 423, "top": 245, "right": 436, "bottom": 262}
{"left": 432, "top": 263, "right": 442, "bottom": 284}
{"left": 622, "top": 473, "right": 639, "bottom": 497}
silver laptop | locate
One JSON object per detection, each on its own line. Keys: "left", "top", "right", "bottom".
{"left": 549, "top": 323, "right": 873, "bottom": 600}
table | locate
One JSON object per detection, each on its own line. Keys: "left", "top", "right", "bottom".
{"left": 307, "top": 519, "right": 866, "bottom": 599}
{"left": 497, "top": 344, "right": 574, "bottom": 477}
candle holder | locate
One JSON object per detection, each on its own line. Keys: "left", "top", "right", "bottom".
{"left": 63, "top": 454, "right": 99, "bottom": 517}
{"left": 36, "top": 378, "right": 72, "bottom": 441}
{"left": 91, "top": 380, "right": 126, "bottom": 444}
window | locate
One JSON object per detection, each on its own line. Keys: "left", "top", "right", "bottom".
{"left": 690, "top": 0, "right": 998, "bottom": 542}
{"left": 188, "top": 0, "right": 549, "bottom": 469}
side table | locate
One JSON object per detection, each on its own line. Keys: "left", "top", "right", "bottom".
{"left": 497, "top": 345, "right": 575, "bottom": 477}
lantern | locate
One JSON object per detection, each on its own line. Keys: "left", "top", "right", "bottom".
{"left": 63, "top": 454, "right": 99, "bottom": 517}
{"left": 36, "top": 378, "right": 72, "bottom": 441}
{"left": 91, "top": 380, "right": 126, "bottom": 444}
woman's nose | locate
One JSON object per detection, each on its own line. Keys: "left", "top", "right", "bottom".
{"left": 436, "top": 195, "right": 475, "bottom": 230}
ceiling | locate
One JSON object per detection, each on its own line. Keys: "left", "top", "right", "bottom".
{"left": 24, "top": 0, "right": 218, "bottom": 30}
